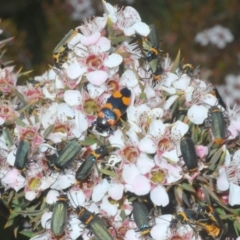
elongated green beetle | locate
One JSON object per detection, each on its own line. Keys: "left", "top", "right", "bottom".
{"left": 180, "top": 137, "right": 198, "bottom": 174}
{"left": 132, "top": 202, "right": 151, "bottom": 236}
{"left": 49, "top": 140, "right": 82, "bottom": 171}
{"left": 75, "top": 145, "right": 108, "bottom": 182}
{"left": 53, "top": 29, "right": 80, "bottom": 67}
{"left": 77, "top": 207, "right": 114, "bottom": 240}
{"left": 206, "top": 106, "right": 229, "bottom": 145}
{"left": 50, "top": 194, "right": 69, "bottom": 237}
{"left": 14, "top": 140, "right": 30, "bottom": 170}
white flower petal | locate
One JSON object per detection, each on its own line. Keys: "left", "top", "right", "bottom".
{"left": 136, "top": 153, "right": 155, "bottom": 174}
{"left": 75, "top": 110, "right": 88, "bottom": 133}
{"left": 162, "top": 149, "right": 179, "bottom": 163}
{"left": 68, "top": 215, "right": 83, "bottom": 239}
{"left": 108, "top": 183, "right": 124, "bottom": 200}
{"left": 41, "top": 212, "right": 52, "bottom": 229}
{"left": 108, "top": 129, "right": 125, "bottom": 147}
{"left": 96, "top": 36, "right": 111, "bottom": 52}
{"left": 1, "top": 168, "right": 25, "bottom": 192}
{"left": 67, "top": 189, "right": 85, "bottom": 208}
{"left": 171, "top": 120, "right": 189, "bottom": 137}
{"left": 150, "top": 185, "right": 169, "bottom": 206}
{"left": 163, "top": 95, "right": 178, "bottom": 110}
{"left": 120, "top": 69, "right": 138, "bottom": 87}
{"left": 50, "top": 173, "right": 75, "bottom": 190}
{"left": 25, "top": 191, "right": 37, "bottom": 201}
{"left": 122, "top": 164, "right": 140, "bottom": 185}
{"left": 46, "top": 190, "right": 59, "bottom": 204}
{"left": 104, "top": 53, "right": 122, "bottom": 68}
{"left": 132, "top": 175, "right": 151, "bottom": 195}
{"left": 188, "top": 104, "right": 208, "bottom": 125}
{"left": 66, "top": 63, "right": 85, "bottom": 79}
{"left": 57, "top": 103, "right": 75, "bottom": 119}
{"left": 173, "top": 75, "right": 191, "bottom": 90}
{"left": 133, "top": 22, "right": 150, "bottom": 37}
{"left": 64, "top": 90, "right": 82, "bottom": 106}
{"left": 138, "top": 136, "right": 157, "bottom": 154}
{"left": 217, "top": 167, "right": 229, "bottom": 191}
{"left": 100, "top": 196, "right": 118, "bottom": 216}
{"left": 92, "top": 179, "right": 111, "bottom": 202}
{"left": 229, "top": 183, "right": 240, "bottom": 206}
{"left": 86, "top": 70, "right": 108, "bottom": 85}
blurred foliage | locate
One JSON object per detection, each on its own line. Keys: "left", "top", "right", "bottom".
{"left": 0, "top": 0, "right": 239, "bottom": 84}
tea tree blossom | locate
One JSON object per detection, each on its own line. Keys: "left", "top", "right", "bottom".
{"left": 195, "top": 25, "right": 234, "bottom": 49}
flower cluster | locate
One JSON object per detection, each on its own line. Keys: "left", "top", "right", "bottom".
{"left": 0, "top": 1, "right": 240, "bottom": 240}
{"left": 195, "top": 25, "right": 234, "bottom": 49}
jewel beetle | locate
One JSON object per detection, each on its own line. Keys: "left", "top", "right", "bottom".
{"left": 95, "top": 88, "right": 131, "bottom": 133}
{"left": 132, "top": 202, "right": 151, "bottom": 236}
{"left": 50, "top": 194, "right": 69, "bottom": 237}
{"left": 180, "top": 137, "right": 198, "bottom": 174}
{"left": 75, "top": 145, "right": 108, "bottom": 182}
{"left": 77, "top": 207, "right": 114, "bottom": 240}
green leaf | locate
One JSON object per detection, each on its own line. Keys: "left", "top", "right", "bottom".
{"left": 171, "top": 49, "right": 181, "bottom": 73}
{"left": 201, "top": 185, "right": 211, "bottom": 204}
{"left": 181, "top": 183, "right": 196, "bottom": 193}
{"left": 120, "top": 209, "right": 127, "bottom": 221}
{"left": 209, "top": 147, "right": 223, "bottom": 171}
{"left": 12, "top": 209, "right": 45, "bottom": 216}
{"left": 14, "top": 225, "right": 19, "bottom": 238}
{"left": 174, "top": 186, "right": 183, "bottom": 205}
{"left": 14, "top": 117, "right": 26, "bottom": 127}
{"left": 233, "top": 220, "right": 240, "bottom": 236}
{"left": 2, "top": 127, "right": 14, "bottom": 147}
{"left": 106, "top": 17, "right": 114, "bottom": 38}
{"left": 14, "top": 88, "right": 27, "bottom": 105}
{"left": 98, "top": 168, "right": 117, "bottom": 177}
{"left": 80, "top": 136, "right": 99, "bottom": 146}
{"left": 111, "top": 36, "right": 130, "bottom": 45}
{"left": 20, "top": 231, "right": 35, "bottom": 238}
{"left": 4, "top": 215, "right": 17, "bottom": 228}
{"left": 18, "top": 70, "right": 33, "bottom": 77}
{"left": 43, "top": 124, "right": 54, "bottom": 138}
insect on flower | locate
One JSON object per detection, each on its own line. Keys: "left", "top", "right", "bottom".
{"left": 142, "top": 24, "right": 163, "bottom": 81}
{"left": 205, "top": 106, "right": 230, "bottom": 145}
{"left": 178, "top": 63, "right": 200, "bottom": 78}
{"left": 48, "top": 140, "right": 82, "bottom": 171}
{"left": 75, "top": 145, "right": 109, "bottom": 182}
{"left": 170, "top": 207, "right": 224, "bottom": 240}
{"left": 76, "top": 207, "right": 114, "bottom": 240}
{"left": 14, "top": 139, "right": 30, "bottom": 171}
{"left": 53, "top": 28, "right": 80, "bottom": 68}
{"left": 180, "top": 136, "right": 198, "bottom": 174}
{"left": 94, "top": 87, "right": 131, "bottom": 134}
{"left": 50, "top": 194, "right": 69, "bottom": 237}
{"left": 132, "top": 202, "right": 151, "bottom": 237}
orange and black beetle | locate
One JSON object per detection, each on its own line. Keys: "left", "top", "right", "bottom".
{"left": 95, "top": 88, "right": 131, "bottom": 133}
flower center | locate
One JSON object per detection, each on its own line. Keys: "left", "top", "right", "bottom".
{"left": 150, "top": 169, "right": 166, "bottom": 184}
{"left": 87, "top": 55, "right": 103, "bottom": 71}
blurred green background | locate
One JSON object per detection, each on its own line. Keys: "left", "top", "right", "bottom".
{"left": 0, "top": 0, "right": 239, "bottom": 239}
{"left": 0, "top": 0, "right": 239, "bottom": 84}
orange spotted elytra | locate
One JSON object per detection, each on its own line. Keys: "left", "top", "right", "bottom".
{"left": 95, "top": 87, "right": 131, "bottom": 133}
